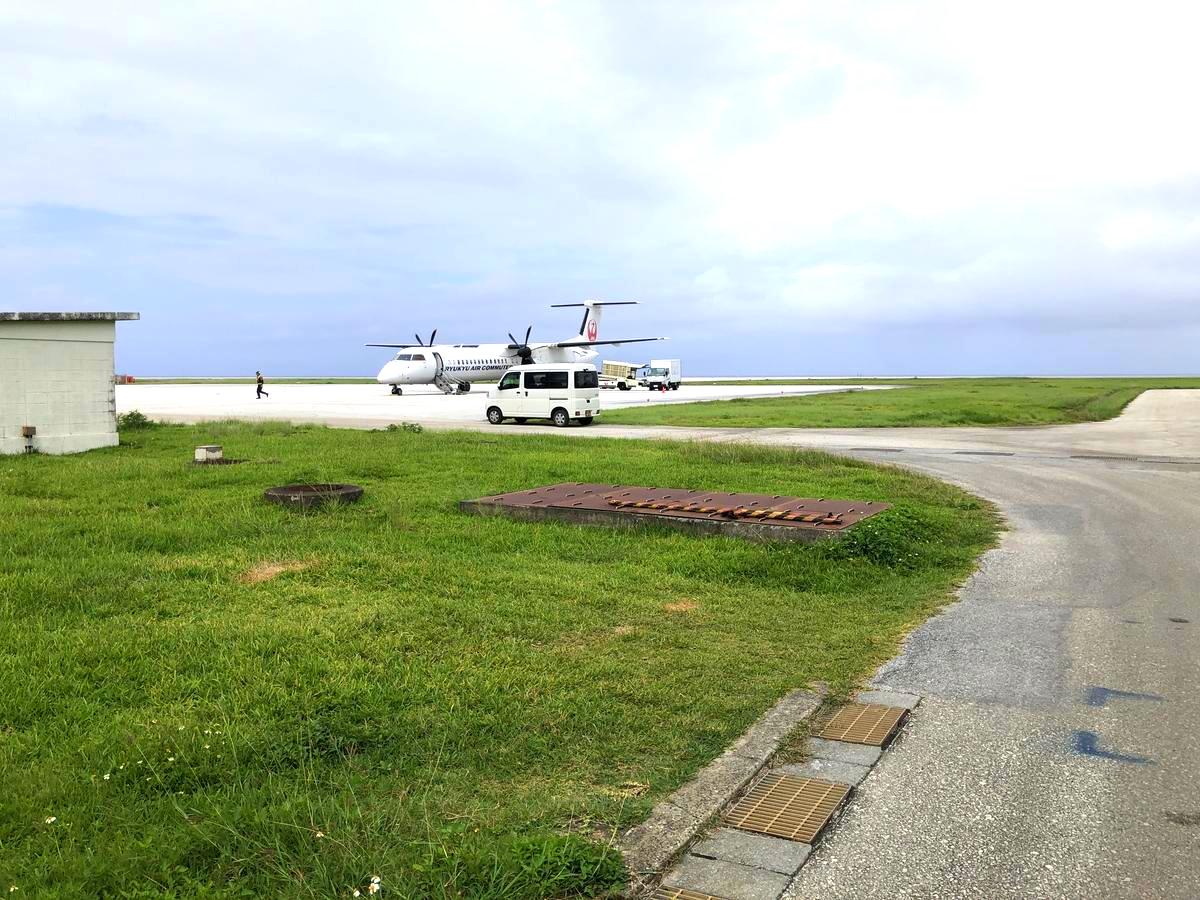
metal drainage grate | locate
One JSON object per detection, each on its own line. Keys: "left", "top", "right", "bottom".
{"left": 651, "top": 889, "right": 728, "bottom": 900}
{"left": 724, "top": 773, "right": 849, "bottom": 844}
{"left": 818, "top": 702, "right": 907, "bottom": 746}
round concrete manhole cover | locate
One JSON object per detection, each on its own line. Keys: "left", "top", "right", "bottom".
{"left": 264, "top": 483, "right": 364, "bottom": 510}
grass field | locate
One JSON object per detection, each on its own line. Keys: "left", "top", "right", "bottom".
{"left": 0, "top": 423, "right": 996, "bottom": 898}
{"left": 604, "top": 377, "right": 1200, "bottom": 428}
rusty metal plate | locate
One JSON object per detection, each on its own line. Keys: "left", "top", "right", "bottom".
{"left": 651, "top": 889, "right": 728, "bottom": 900}
{"left": 818, "top": 703, "right": 907, "bottom": 746}
{"left": 724, "top": 773, "right": 849, "bottom": 844}
{"left": 468, "top": 483, "right": 888, "bottom": 532}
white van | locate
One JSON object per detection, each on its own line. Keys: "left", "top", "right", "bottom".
{"left": 486, "top": 363, "right": 600, "bottom": 426}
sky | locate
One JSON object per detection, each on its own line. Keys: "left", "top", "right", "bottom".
{"left": 3, "top": 0, "right": 1199, "bottom": 376}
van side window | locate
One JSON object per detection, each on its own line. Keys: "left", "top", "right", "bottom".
{"left": 498, "top": 372, "right": 520, "bottom": 390}
{"left": 574, "top": 369, "right": 598, "bottom": 389}
{"left": 525, "top": 371, "right": 568, "bottom": 389}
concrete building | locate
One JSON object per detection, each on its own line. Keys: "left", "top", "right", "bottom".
{"left": 1, "top": 312, "right": 140, "bottom": 455}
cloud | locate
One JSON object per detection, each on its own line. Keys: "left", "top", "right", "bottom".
{"left": 1, "top": 0, "right": 1199, "bottom": 374}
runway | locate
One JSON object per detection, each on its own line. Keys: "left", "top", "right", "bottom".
{"left": 115, "top": 381, "right": 893, "bottom": 428}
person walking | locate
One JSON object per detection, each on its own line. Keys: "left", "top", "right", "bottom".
{"left": 256, "top": 371, "right": 269, "bottom": 399}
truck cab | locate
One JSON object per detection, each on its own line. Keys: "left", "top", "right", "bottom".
{"left": 486, "top": 363, "right": 600, "bottom": 426}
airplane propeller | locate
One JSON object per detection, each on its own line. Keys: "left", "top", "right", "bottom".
{"left": 507, "top": 325, "right": 535, "bottom": 364}
{"left": 414, "top": 329, "right": 438, "bottom": 347}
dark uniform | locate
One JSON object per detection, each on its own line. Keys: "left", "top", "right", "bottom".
{"left": 256, "top": 372, "right": 269, "bottom": 399}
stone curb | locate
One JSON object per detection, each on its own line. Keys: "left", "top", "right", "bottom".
{"left": 619, "top": 687, "right": 825, "bottom": 887}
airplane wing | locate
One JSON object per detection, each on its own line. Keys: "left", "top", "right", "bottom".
{"left": 545, "top": 337, "right": 667, "bottom": 348}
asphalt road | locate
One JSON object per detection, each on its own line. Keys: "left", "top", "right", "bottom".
{"left": 775, "top": 389, "right": 1200, "bottom": 899}
{"left": 119, "top": 384, "right": 1200, "bottom": 896}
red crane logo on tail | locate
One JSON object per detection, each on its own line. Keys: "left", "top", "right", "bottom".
{"left": 586, "top": 319, "right": 598, "bottom": 341}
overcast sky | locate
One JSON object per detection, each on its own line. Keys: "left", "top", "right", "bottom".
{"left": 3, "top": 1, "right": 1199, "bottom": 375}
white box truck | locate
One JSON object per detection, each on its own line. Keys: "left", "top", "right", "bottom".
{"left": 639, "top": 359, "right": 682, "bottom": 391}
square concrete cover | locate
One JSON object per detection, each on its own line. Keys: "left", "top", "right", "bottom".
{"left": 691, "top": 827, "right": 811, "bottom": 875}
{"left": 665, "top": 854, "right": 791, "bottom": 900}
{"left": 856, "top": 688, "right": 922, "bottom": 710}
{"left": 806, "top": 737, "right": 882, "bottom": 767}
{"left": 777, "top": 758, "right": 871, "bottom": 787}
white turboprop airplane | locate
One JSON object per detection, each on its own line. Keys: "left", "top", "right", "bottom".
{"left": 368, "top": 301, "right": 664, "bottom": 394}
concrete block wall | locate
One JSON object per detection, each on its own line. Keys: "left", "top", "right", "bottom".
{"left": 0, "top": 319, "right": 120, "bottom": 455}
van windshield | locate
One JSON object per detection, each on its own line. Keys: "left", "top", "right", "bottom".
{"left": 574, "top": 369, "right": 598, "bottom": 388}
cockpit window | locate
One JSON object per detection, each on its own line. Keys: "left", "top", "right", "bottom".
{"left": 410, "top": 353, "right": 425, "bottom": 361}
{"left": 394, "top": 353, "right": 412, "bottom": 361}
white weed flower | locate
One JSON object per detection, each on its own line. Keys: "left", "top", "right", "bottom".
{"left": 103, "top": 773, "right": 111, "bottom": 781}
{"left": 353, "top": 892, "right": 360, "bottom": 898}
{"left": 368, "top": 885, "right": 379, "bottom": 895}
{"left": 8, "top": 885, "right": 18, "bottom": 892}
{"left": 315, "top": 831, "right": 325, "bottom": 839}
{"left": 177, "top": 726, "right": 185, "bottom": 731}
{"left": 371, "top": 877, "right": 381, "bottom": 885}
{"left": 167, "top": 757, "right": 175, "bottom": 763}
{"left": 44, "top": 816, "right": 56, "bottom": 824}
{"left": 204, "top": 744, "right": 210, "bottom": 750}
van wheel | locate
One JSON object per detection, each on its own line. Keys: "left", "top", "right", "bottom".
{"left": 515, "top": 417, "right": 528, "bottom": 424}
{"left": 580, "top": 416, "right": 594, "bottom": 425}
{"left": 618, "top": 383, "right": 630, "bottom": 391}
{"left": 551, "top": 408, "right": 570, "bottom": 427}
{"left": 486, "top": 407, "right": 504, "bottom": 425}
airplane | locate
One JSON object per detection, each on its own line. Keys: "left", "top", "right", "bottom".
{"left": 368, "top": 301, "right": 665, "bottom": 395}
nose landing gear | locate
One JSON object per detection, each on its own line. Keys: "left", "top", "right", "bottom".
{"left": 391, "top": 385, "right": 403, "bottom": 396}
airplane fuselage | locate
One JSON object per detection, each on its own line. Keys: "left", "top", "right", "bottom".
{"left": 369, "top": 300, "right": 660, "bottom": 394}
{"left": 375, "top": 343, "right": 597, "bottom": 387}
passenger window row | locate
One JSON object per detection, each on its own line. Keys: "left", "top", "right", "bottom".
{"left": 499, "top": 371, "right": 599, "bottom": 389}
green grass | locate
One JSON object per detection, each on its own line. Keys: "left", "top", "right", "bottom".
{"left": 603, "top": 377, "right": 1200, "bottom": 428}
{"left": 0, "top": 423, "right": 997, "bottom": 898}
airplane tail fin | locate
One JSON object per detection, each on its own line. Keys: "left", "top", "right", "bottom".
{"left": 551, "top": 300, "right": 637, "bottom": 343}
